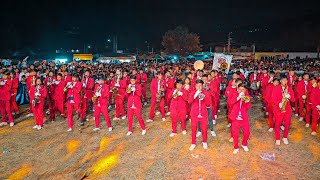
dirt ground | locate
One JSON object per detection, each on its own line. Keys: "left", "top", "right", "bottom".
{"left": 1, "top": 92, "right": 320, "bottom": 179}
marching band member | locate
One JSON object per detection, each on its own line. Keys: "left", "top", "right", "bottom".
{"left": 168, "top": 80, "right": 188, "bottom": 137}
{"left": 9, "top": 71, "right": 19, "bottom": 115}
{"left": 65, "top": 74, "right": 82, "bottom": 132}
{"left": 196, "top": 74, "right": 216, "bottom": 137}
{"left": 188, "top": 80, "right": 211, "bottom": 151}
{"left": 271, "top": 76, "right": 295, "bottom": 145}
{"left": 92, "top": 76, "right": 112, "bottom": 132}
{"left": 63, "top": 71, "right": 72, "bottom": 83}
{"left": 227, "top": 72, "right": 239, "bottom": 87}
{"left": 26, "top": 70, "right": 37, "bottom": 117}
{"left": 137, "top": 69, "right": 148, "bottom": 105}
{"left": 0, "top": 72, "right": 14, "bottom": 127}
{"left": 209, "top": 70, "right": 220, "bottom": 123}
{"left": 113, "top": 70, "right": 127, "bottom": 120}
{"left": 296, "top": 73, "right": 312, "bottom": 125}
{"left": 225, "top": 78, "right": 243, "bottom": 128}
{"left": 126, "top": 75, "right": 146, "bottom": 136}
{"left": 29, "top": 78, "right": 47, "bottom": 130}
{"left": 264, "top": 78, "right": 280, "bottom": 132}
{"left": 80, "top": 70, "right": 94, "bottom": 123}
{"left": 53, "top": 73, "right": 66, "bottom": 118}
{"left": 164, "top": 71, "right": 175, "bottom": 115}
{"left": 184, "top": 77, "right": 192, "bottom": 120}
{"left": 147, "top": 72, "right": 166, "bottom": 122}
{"left": 230, "top": 83, "right": 252, "bottom": 154}
{"left": 249, "top": 68, "right": 260, "bottom": 96}
{"left": 44, "top": 71, "right": 56, "bottom": 121}
{"left": 310, "top": 79, "right": 320, "bottom": 135}
{"left": 294, "top": 75, "right": 302, "bottom": 116}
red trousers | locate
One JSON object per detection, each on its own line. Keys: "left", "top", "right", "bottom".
{"left": 165, "top": 90, "right": 172, "bottom": 109}
{"left": 0, "top": 100, "right": 13, "bottom": 123}
{"left": 211, "top": 96, "right": 217, "bottom": 119}
{"left": 231, "top": 120, "right": 250, "bottom": 149}
{"left": 127, "top": 106, "right": 146, "bottom": 132}
{"left": 11, "top": 90, "right": 19, "bottom": 113}
{"left": 93, "top": 104, "right": 111, "bottom": 128}
{"left": 191, "top": 117, "right": 208, "bottom": 144}
{"left": 54, "top": 99, "right": 65, "bottom": 115}
{"left": 305, "top": 103, "right": 312, "bottom": 124}
{"left": 115, "top": 96, "right": 125, "bottom": 118}
{"left": 81, "top": 98, "right": 90, "bottom": 121}
{"left": 311, "top": 107, "right": 319, "bottom": 132}
{"left": 48, "top": 95, "right": 55, "bottom": 119}
{"left": 149, "top": 96, "right": 165, "bottom": 119}
{"left": 141, "top": 85, "right": 147, "bottom": 103}
{"left": 67, "top": 103, "right": 80, "bottom": 128}
{"left": 267, "top": 103, "right": 274, "bottom": 128}
{"left": 28, "top": 92, "right": 33, "bottom": 113}
{"left": 170, "top": 111, "right": 186, "bottom": 133}
{"left": 274, "top": 111, "right": 291, "bottom": 140}
{"left": 34, "top": 102, "right": 45, "bottom": 126}
{"left": 298, "top": 98, "right": 311, "bottom": 122}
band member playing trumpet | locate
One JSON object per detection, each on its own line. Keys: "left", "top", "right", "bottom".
{"left": 168, "top": 80, "right": 188, "bottom": 137}
{"left": 113, "top": 70, "right": 127, "bottom": 120}
{"left": 29, "top": 78, "right": 47, "bottom": 130}
{"left": 296, "top": 73, "right": 312, "bottom": 126}
{"left": 147, "top": 72, "right": 166, "bottom": 122}
{"left": 188, "top": 80, "right": 211, "bottom": 151}
{"left": 44, "top": 71, "right": 56, "bottom": 121}
{"left": 53, "top": 73, "right": 66, "bottom": 118}
{"left": 310, "top": 79, "right": 320, "bottom": 135}
{"left": 229, "top": 83, "right": 252, "bottom": 154}
{"left": 92, "top": 76, "right": 112, "bottom": 132}
{"left": 0, "top": 71, "right": 14, "bottom": 127}
{"left": 126, "top": 75, "right": 146, "bottom": 136}
{"left": 80, "top": 70, "right": 94, "bottom": 123}
{"left": 271, "top": 76, "right": 295, "bottom": 145}
{"left": 65, "top": 74, "right": 82, "bottom": 132}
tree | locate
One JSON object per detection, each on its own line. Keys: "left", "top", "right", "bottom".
{"left": 161, "top": 26, "right": 201, "bottom": 56}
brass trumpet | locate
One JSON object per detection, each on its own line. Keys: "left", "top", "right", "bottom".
{"left": 280, "top": 86, "right": 289, "bottom": 112}
{"left": 32, "top": 85, "right": 40, "bottom": 107}
{"left": 172, "top": 90, "right": 179, "bottom": 98}
{"left": 241, "top": 95, "right": 250, "bottom": 103}
{"left": 63, "top": 82, "right": 73, "bottom": 92}
{"left": 92, "top": 85, "right": 102, "bottom": 103}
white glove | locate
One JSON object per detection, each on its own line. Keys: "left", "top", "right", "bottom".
{"left": 55, "top": 81, "right": 60, "bottom": 85}
{"left": 316, "top": 105, "right": 320, "bottom": 110}
{"left": 115, "top": 83, "right": 120, "bottom": 87}
{"left": 178, "top": 91, "right": 183, "bottom": 96}
{"left": 285, "top": 93, "right": 290, "bottom": 99}
{"left": 302, "top": 95, "right": 307, "bottom": 99}
{"left": 95, "top": 92, "right": 101, "bottom": 97}
{"left": 35, "top": 92, "right": 41, "bottom": 96}
{"left": 131, "top": 87, "right": 136, "bottom": 92}
{"left": 82, "top": 83, "right": 86, "bottom": 88}
{"left": 194, "top": 90, "right": 201, "bottom": 99}
{"left": 0, "top": 81, "right": 4, "bottom": 85}
{"left": 66, "top": 82, "right": 71, "bottom": 86}
{"left": 238, "top": 92, "right": 245, "bottom": 99}
{"left": 279, "top": 103, "right": 282, "bottom": 109}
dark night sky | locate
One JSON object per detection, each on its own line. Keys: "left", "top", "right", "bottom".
{"left": 1, "top": 0, "right": 320, "bottom": 54}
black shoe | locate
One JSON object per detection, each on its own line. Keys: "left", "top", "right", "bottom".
{"left": 80, "top": 122, "right": 84, "bottom": 126}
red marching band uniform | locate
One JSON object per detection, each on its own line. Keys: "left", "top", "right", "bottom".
{"left": 44, "top": 76, "right": 56, "bottom": 120}
{"left": 29, "top": 84, "right": 47, "bottom": 128}
{"left": 93, "top": 82, "right": 112, "bottom": 130}
{"left": 53, "top": 78, "right": 66, "bottom": 117}
{"left": 65, "top": 81, "right": 82, "bottom": 130}
{"left": 310, "top": 84, "right": 320, "bottom": 135}
{"left": 148, "top": 77, "right": 166, "bottom": 121}
{"left": 113, "top": 75, "right": 127, "bottom": 120}
{"left": 168, "top": 88, "right": 188, "bottom": 135}
{"left": 136, "top": 72, "right": 148, "bottom": 104}
{"left": 10, "top": 76, "right": 19, "bottom": 114}
{"left": 0, "top": 78, "right": 14, "bottom": 125}
{"left": 296, "top": 79, "right": 312, "bottom": 124}
{"left": 81, "top": 76, "right": 94, "bottom": 122}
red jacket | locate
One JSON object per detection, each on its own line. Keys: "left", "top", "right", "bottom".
{"left": 127, "top": 84, "right": 142, "bottom": 108}
{"left": 93, "top": 84, "right": 109, "bottom": 106}
{"left": 44, "top": 76, "right": 56, "bottom": 95}
{"left": 188, "top": 90, "right": 211, "bottom": 119}
{"left": 310, "top": 87, "right": 320, "bottom": 109}
{"left": 287, "top": 75, "right": 296, "bottom": 88}
{"left": 26, "top": 75, "right": 37, "bottom": 90}
{"left": 296, "top": 80, "right": 312, "bottom": 99}
{"left": 136, "top": 73, "right": 148, "bottom": 86}
{"left": 265, "top": 84, "right": 277, "bottom": 104}
{"left": 150, "top": 78, "right": 166, "bottom": 96}
{"left": 249, "top": 73, "right": 260, "bottom": 83}
{"left": 169, "top": 88, "right": 188, "bottom": 113}
{"left": 165, "top": 77, "right": 175, "bottom": 90}
{"left": 117, "top": 78, "right": 128, "bottom": 96}
{"left": 261, "top": 74, "right": 270, "bottom": 89}
{"left": 10, "top": 77, "right": 19, "bottom": 95}
{"left": 0, "top": 79, "right": 12, "bottom": 101}
{"left": 53, "top": 80, "right": 66, "bottom": 100}
{"left": 271, "top": 85, "right": 295, "bottom": 114}
{"left": 229, "top": 93, "right": 252, "bottom": 121}
{"left": 64, "top": 75, "right": 72, "bottom": 84}
{"left": 29, "top": 85, "right": 48, "bottom": 104}
{"left": 82, "top": 77, "right": 94, "bottom": 99}
{"left": 66, "top": 82, "right": 82, "bottom": 104}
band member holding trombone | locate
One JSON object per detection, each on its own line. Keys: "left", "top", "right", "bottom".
{"left": 92, "top": 76, "right": 112, "bottom": 132}
{"left": 168, "top": 79, "right": 188, "bottom": 137}
{"left": 229, "top": 83, "right": 251, "bottom": 154}
{"left": 65, "top": 74, "right": 82, "bottom": 132}
{"left": 0, "top": 71, "right": 14, "bottom": 127}
{"left": 126, "top": 75, "right": 146, "bottom": 136}
{"left": 29, "top": 78, "right": 47, "bottom": 130}
{"left": 188, "top": 79, "right": 211, "bottom": 151}
{"left": 147, "top": 72, "right": 166, "bottom": 122}
{"left": 271, "top": 76, "right": 295, "bottom": 145}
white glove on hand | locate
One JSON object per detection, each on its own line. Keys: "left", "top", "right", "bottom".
{"left": 316, "top": 105, "right": 320, "bottom": 110}
{"left": 279, "top": 103, "right": 283, "bottom": 109}
{"left": 178, "top": 91, "right": 183, "bottom": 96}
{"left": 55, "top": 81, "right": 60, "bottom": 85}
{"left": 115, "top": 83, "right": 120, "bottom": 87}
{"left": 0, "top": 82, "right": 4, "bottom": 85}
{"left": 82, "top": 83, "right": 86, "bottom": 88}
{"left": 285, "top": 93, "right": 290, "bottom": 99}
{"left": 194, "top": 90, "right": 201, "bottom": 99}
{"left": 95, "top": 92, "right": 101, "bottom": 97}
{"left": 35, "top": 92, "right": 41, "bottom": 96}
{"left": 302, "top": 95, "right": 307, "bottom": 99}
{"left": 238, "top": 92, "right": 245, "bottom": 99}
{"left": 131, "top": 87, "right": 136, "bottom": 92}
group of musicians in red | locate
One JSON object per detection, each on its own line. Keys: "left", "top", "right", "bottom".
{"left": 0, "top": 66, "right": 319, "bottom": 154}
